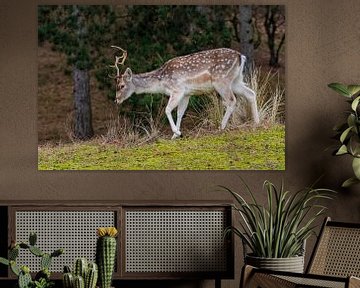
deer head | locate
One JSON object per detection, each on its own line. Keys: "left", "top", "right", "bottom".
{"left": 110, "top": 46, "right": 135, "bottom": 104}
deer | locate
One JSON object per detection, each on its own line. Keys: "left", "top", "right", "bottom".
{"left": 110, "top": 46, "right": 259, "bottom": 139}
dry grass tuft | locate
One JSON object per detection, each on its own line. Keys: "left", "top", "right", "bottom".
{"left": 101, "top": 110, "right": 163, "bottom": 147}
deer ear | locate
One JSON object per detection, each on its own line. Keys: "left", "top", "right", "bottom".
{"left": 124, "top": 67, "right": 132, "bottom": 81}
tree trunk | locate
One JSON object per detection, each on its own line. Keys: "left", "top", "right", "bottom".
{"left": 264, "top": 5, "right": 285, "bottom": 67}
{"left": 238, "top": 5, "right": 254, "bottom": 72}
{"left": 73, "top": 68, "right": 93, "bottom": 140}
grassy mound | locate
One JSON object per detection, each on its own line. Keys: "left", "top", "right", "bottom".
{"left": 38, "top": 125, "right": 285, "bottom": 170}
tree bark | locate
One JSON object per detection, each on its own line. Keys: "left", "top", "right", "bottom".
{"left": 239, "top": 5, "right": 254, "bottom": 72}
{"left": 73, "top": 68, "right": 93, "bottom": 140}
{"left": 264, "top": 5, "right": 285, "bottom": 67}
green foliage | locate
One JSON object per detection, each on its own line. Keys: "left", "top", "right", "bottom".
{"left": 38, "top": 125, "right": 285, "bottom": 170}
{"left": 223, "top": 179, "right": 335, "bottom": 258}
{"left": 0, "top": 233, "right": 64, "bottom": 288}
{"left": 328, "top": 82, "right": 360, "bottom": 187}
{"left": 38, "top": 5, "right": 116, "bottom": 71}
{"left": 33, "top": 278, "right": 54, "bottom": 288}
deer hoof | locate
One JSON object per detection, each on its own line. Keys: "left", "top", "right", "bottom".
{"left": 171, "top": 131, "right": 181, "bottom": 139}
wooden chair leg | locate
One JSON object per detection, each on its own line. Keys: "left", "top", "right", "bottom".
{"left": 240, "top": 265, "right": 296, "bottom": 288}
{"left": 215, "top": 278, "right": 221, "bottom": 288}
{"left": 240, "top": 265, "right": 255, "bottom": 288}
{"left": 349, "top": 276, "right": 360, "bottom": 288}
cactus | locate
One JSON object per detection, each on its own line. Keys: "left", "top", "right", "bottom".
{"left": 51, "top": 248, "right": 64, "bottom": 257}
{"left": 35, "top": 268, "right": 50, "bottom": 281}
{"left": 74, "top": 258, "right": 88, "bottom": 279}
{"left": 9, "top": 246, "right": 19, "bottom": 260}
{"left": 63, "top": 259, "right": 98, "bottom": 288}
{"left": 63, "top": 272, "right": 74, "bottom": 288}
{"left": 10, "top": 260, "right": 20, "bottom": 276}
{"left": 29, "top": 245, "right": 44, "bottom": 257}
{"left": 64, "top": 265, "right": 72, "bottom": 273}
{"left": 41, "top": 253, "right": 52, "bottom": 270}
{"left": 85, "top": 262, "right": 98, "bottom": 288}
{"left": 0, "top": 232, "right": 64, "bottom": 288}
{"left": 19, "top": 243, "right": 30, "bottom": 249}
{"left": 96, "top": 227, "right": 118, "bottom": 288}
{"left": 18, "top": 267, "right": 32, "bottom": 288}
{"left": 74, "top": 275, "right": 85, "bottom": 288}
{"left": 29, "top": 232, "right": 37, "bottom": 246}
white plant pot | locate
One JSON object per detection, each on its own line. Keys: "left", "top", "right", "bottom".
{"left": 245, "top": 254, "right": 305, "bottom": 273}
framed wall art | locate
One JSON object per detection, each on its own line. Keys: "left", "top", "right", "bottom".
{"left": 37, "top": 5, "right": 285, "bottom": 170}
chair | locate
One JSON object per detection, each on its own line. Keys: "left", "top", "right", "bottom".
{"left": 241, "top": 217, "right": 360, "bottom": 288}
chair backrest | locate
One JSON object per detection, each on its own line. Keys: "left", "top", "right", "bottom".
{"left": 307, "top": 217, "right": 360, "bottom": 277}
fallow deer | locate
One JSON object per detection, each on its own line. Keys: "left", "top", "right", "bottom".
{"left": 111, "top": 46, "right": 259, "bottom": 139}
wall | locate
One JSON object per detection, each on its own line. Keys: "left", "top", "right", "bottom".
{"left": 1, "top": 0, "right": 360, "bottom": 287}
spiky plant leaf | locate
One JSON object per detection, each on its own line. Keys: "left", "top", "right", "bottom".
{"left": 328, "top": 83, "right": 353, "bottom": 97}
{"left": 223, "top": 179, "right": 335, "bottom": 258}
{"left": 342, "top": 177, "right": 360, "bottom": 187}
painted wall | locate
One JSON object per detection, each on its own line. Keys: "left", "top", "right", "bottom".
{"left": 1, "top": 0, "right": 360, "bottom": 287}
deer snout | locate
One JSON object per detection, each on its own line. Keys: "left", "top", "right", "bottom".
{"left": 114, "top": 96, "right": 124, "bottom": 105}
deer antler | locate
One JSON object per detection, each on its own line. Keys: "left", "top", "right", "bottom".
{"left": 109, "top": 45, "right": 128, "bottom": 78}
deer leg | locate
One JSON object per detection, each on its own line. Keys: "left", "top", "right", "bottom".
{"left": 176, "top": 95, "right": 190, "bottom": 132}
{"left": 232, "top": 82, "right": 260, "bottom": 124}
{"left": 214, "top": 84, "right": 237, "bottom": 130}
{"left": 165, "top": 93, "right": 184, "bottom": 139}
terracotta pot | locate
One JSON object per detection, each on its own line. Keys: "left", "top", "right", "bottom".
{"left": 245, "top": 254, "right": 305, "bottom": 273}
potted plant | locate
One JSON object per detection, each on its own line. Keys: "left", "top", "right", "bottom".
{"left": 96, "top": 227, "right": 118, "bottom": 288}
{"left": 0, "top": 232, "right": 63, "bottom": 288}
{"left": 328, "top": 82, "right": 360, "bottom": 187}
{"left": 62, "top": 258, "right": 98, "bottom": 288}
{"left": 223, "top": 179, "right": 334, "bottom": 273}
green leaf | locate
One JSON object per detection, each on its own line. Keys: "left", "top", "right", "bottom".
{"left": 349, "top": 135, "right": 360, "bottom": 156}
{"left": 352, "top": 96, "right": 360, "bottom": 111}
{"left": 347, "top": 114, "right": 356, "bottom": 128}
{"left": 0, "top": 257, "right": 9, "bottom": 266}
{"left": 328, "top": 83, "right": 352, "bottom": 97}
{"left": 348, "top": 85, "right": 360, "bottom": 97}
{"left": 336, "top": 144, "right": 348, "bottom": 155}
{"left": 340, "top": 126, "right": 353, "bottom": 143}
{"left": 10, "top": 261, "right": 20, "bottom": 276}
{"left": 342, "top": 177, "right": 360, "bottom": 188}
{"left": 352, "top": 157, "right": 360, "bottom": 179}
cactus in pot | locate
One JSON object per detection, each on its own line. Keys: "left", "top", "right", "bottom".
{"left": 62, "top": 259, "right": 98, "bottom": 288}
{"left": 96, "top": 227, "right": 118, "bottom": 288}
{"left": 0, "top": 232, "right": 64, "bottom": 288}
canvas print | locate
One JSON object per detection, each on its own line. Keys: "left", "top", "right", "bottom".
{"left": 38, "top": 5, "right": 285, "bottom": 170}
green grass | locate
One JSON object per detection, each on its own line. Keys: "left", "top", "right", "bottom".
{"left": 38, "top": 125, "right": 285, "bottom": 170}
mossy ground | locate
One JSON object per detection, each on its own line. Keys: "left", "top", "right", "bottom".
{"left": 38, "top": 125, "right": 285, "bottom": 170}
